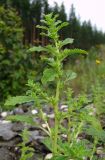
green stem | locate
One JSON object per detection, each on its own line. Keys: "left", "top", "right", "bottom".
{"left": 90, "top": 138, "right": 97, "bottom": 160}
{"left": 39, "top": 109, "right": 51, "bottom": 136}
{"left": 52, "top": 40, "right": 61, "bottom": 155}
{"left": 53, "top": 79, "right": 60, "bottom": 155}
{"left": 67, "top": 116, "right": 71, "bottom": 143}
{"left": 67, "top": 90, "right": 73, "bottom": 144}
{"left": 70, "top": 122, "right": 83, "bottom": 148}
{"left": 74, "top": 122, "right": 83, "bottom": 139}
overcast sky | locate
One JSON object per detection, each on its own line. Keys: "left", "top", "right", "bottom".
{"left": 48, "top": 0, "right": 105, "bottom": 32}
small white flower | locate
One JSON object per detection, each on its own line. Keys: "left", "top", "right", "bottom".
{"left": 31, "top": 109, "right": 38, "bottom": 115}
{"left": 45, "top": 153, "right": 53, "bottom": 159}
{"left": 1, "top": 112, "right": 8, "bottom": 117}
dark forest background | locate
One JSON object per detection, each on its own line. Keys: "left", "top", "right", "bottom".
{"left": 1, "top": 0, "right": 105, "bottom": 50}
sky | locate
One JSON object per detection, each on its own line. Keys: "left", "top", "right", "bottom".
{"left": 48, "top": 0, "right": 105, "bottom": 32}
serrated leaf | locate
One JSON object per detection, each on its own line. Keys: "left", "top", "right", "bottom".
{"left": 41, "top": 137, "right": 52, "bottom": 152}
{"left": 59, "top": 38, "right": 74, "bottom": 48}
{"left": 55, "top": 20, "right": 62, "bottom": 26}
{"left": 57, "top": 22, "right": 69, "bottom": 31}
{"left": 45, "top": 45, "right": 57, "bottom": 55}
{"left": 28, "top": 46, "right": 45, "bottom": 52}
{"left": 40, "top": 32, "right": 48, "bottom": 37}
{"left": 36, "top": 25, "right": 48, "bottom": 30}
{"left": 41, "top": 68, "right": 57, "bottom": 84}
{"left": 60, "top": 49, "right": 87, "bottom": 61}
{"left": 6, "top": 115, "right": 35, "bottom": 125}
{"left": 85, "top": 115, "right": 102, "bottom": 130}
{"left": 65, "top": 70, "right": 77, "bottom": 81}
{"left": 5, "top": 96, "right": 34, "bottom": 106}
{"left": 86, "top": 127, "right": 105, "bottom": 142}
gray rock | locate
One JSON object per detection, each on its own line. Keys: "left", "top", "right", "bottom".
{"left": 0, "top": 122, "right": 17, "bottom": 140}
{"left": 0, "top": 137, "right": 21, "bottom": 147}
{"left": 13, "top": 108, "right": 24, "bottom": 115}
{"left": 11, "top": 122, "right": 24, "bottom": 132}
{"left": 0, "top": 147, "right": 15, "bottom": 160}
{"left": 30, "top": 153, "right": 44, "bottom": 160}
{"left": 30, "top": 130, "right": 44, "bottom": 141}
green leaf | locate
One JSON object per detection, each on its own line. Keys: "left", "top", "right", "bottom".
{"left": 85, "top": 115, "right": 102, "bottom": 130}
{"left": 6, "top": 115, "right": 35, "bottom": 125}
{"left": 86, "top": 127, "right": 105, "bottom": 142}
{"left": 55, "top": 20, "right": 62, "bottom": 26}
{"left": 41, "top": 68, "right": 57, "bottom": 84}
{"left": 59, "top": 38, "right": 74, "bottom": 48}
{"left": 36, "top": 25, "right": 48, "bottom": 30}
{"left": 60, "top": 49, "right": 87, "bottom": 61}
{"left": 41, "top": 137, "right": 52, "bottom": 152}
{"left": 45, "top": 45, "right": 57, "bottom": 56}
{"left": 5, "top": 96, "right": 34, "bottom": 106}
{"left": 65, "top": 70, "right": 77, "bottom": 81}
{"left": 28, "top": 46, "right": 45, "bottom": 52}
{"left": 57, "top": 22, "right": 69, "bottom": 31}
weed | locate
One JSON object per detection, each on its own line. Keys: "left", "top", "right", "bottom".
{"left": 5, "top": 13, "right": 105, "bottom": 160}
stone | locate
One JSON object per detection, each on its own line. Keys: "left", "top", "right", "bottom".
{"left": 1, "top": 112, "right": 8, "bottom": 118}
{"left": 30, "top": 153, "right": 44, "bottom": 160}
{"left": 0, "top": 122, "right": 17, "bottom": 140}
{"left": 0, "top": 137, "right": 21, "bottom": 147}
{"left": 30, "top": 130, "right": 44, "bottom": 141}
{"left": 31, "top": 109, "right": 38, "bottom": 115}
{"left": 45, "top": 153, "right": 53, "bottom": 159}
{"left": 13, "top": 108, "right": 24, "bottom": 115}
{"left": 60, "top": 104, "right": 68, "bottom": 110}
{"left": 0, "top": 147, "right": 15, "bottom": 160}
{"left": 11, "top": 122, "right": 24, "bottom": 132}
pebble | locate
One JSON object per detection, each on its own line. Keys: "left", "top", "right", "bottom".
{"left": 60, "top": 104, "right": 68, "bottom": 110}
{"left": 31, "top": 109, "right": 38, "bottom": 115}
{"left": 1, "top": 112, "right": 8, "bottom": 117}
{"left": 47, "top": 113, "right": 55, "bottom": 118}
{"left": 13, "top": 108, "right": 24, "bottom": 114}
{"left": 45, "top": 153, "right": 53, "bottom": 159}
{"left": 96, "top": 147, "right": 104, "bottom": 155}
{"left": 61, "top": 134, "right": 67, "bottom": 138}
{"left": 0, "top": 120, "right": 11, "bottom": 124}
{"left": 63, "top": 108, "right": 68, "bottom": 112}
{"left": 0, "top": 122, "right": 17, "bottom": 140}
{"left": 42, "top": 123, "right": 47, "bottom": 128}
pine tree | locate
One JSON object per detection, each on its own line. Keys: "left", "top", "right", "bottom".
{"left": 68, "top": 4, "right": 81, "bottom": 48}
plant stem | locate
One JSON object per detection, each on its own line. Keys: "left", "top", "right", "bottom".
{"left": 75, "top": 122, "right": 83, "bottom": 139}
{"left": 70, "top": 122, "right": 83, "bottom": 148}
{"left": 67, "top": 116, "right": 71, "bottom": 143}
{"left": 67, "top": 89, "right": 73, "bottom": 143}
{"left": 90, "top": 138, "right": 97, "bottom": 160}
{"left": 51, "top": 39, "right": 61, "bottom": 155}
{"left": 53, "top": 79, "right": 60, "bottom": 155}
